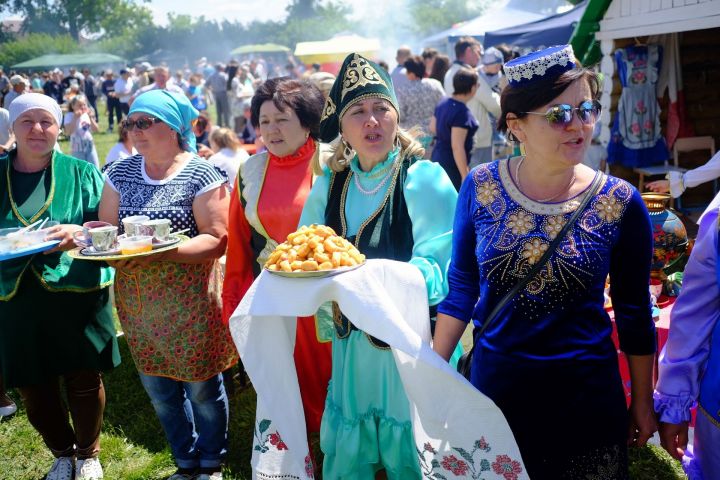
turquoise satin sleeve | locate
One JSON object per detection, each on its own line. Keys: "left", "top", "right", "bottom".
{"left": 403, "top": 160, "right": 458, "bottom": 306}
{"left": 298, "top": 167, "right": 331, "bottom": 228}
{"left": 299, "top": 160, "right": 457, "bottom": 307}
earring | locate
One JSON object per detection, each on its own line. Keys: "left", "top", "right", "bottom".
{"left": 339, "top": 139, "right": 355, "bottom": 166}
{"left": 394, "top": 134, "right": 401, "bottom": 152}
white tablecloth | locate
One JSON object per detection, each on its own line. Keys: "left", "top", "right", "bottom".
{"left": 230, "top": 259, "right": 528, "bottom": 479}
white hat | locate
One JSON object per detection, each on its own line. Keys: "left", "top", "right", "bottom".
{"left": 10, "top": 75, "right": 27, "bottom": 86}
{"left": 8, "top": 92, "right": 62, "bottom": 127}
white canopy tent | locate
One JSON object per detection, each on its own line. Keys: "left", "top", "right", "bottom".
{"left": 422, "top": 4, "right": 544, "bottom": 52}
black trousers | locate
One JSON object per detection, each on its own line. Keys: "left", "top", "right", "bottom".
{"left": 106, "top": 97, "right": 122, "bottom": 128}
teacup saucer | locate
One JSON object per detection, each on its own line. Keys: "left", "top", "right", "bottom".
{"left": 152, "top": 235, "right": 182, "bottom": 248}
{"left": 81, "top": 245, "right": 121, "bottom": 256}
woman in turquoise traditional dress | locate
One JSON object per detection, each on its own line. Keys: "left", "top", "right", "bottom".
{"left": 298, "top": 53, "right": 458, "bottom": 479}
{"left": 0, "top": 93, "right": 119, "bottom": 480}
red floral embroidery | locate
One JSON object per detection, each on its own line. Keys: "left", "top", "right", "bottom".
{"left": 492, "top": 454, "right": 523, "bottom": 480}
{"left": 268, "top": 431, "right": 287, "bottom": 450}
{"left": 441, "top": 455, "right": 469, "bottom": 476}
{"left": 304, "top": 455, "right": 314, "bottom": 478}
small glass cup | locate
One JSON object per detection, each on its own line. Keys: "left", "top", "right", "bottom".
{"left": 118, "top": 235, "right": 153, "bottom": 255}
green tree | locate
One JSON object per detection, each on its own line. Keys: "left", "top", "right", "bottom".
{"left": 0, "top": 32, "right": 79, "bottom": 68}
{"left": 409, "top": 0, "right": 492, "bottom": 37}
{"left": 0, "top": 0, "right": 152, "bottom": 41}
{"left": 277, "top": 0, "right": 352, "bottom": 46}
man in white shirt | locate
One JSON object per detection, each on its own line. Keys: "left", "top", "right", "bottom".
{"left": 129, "top": 66, "right": 185, "bottom": 105}
{"left": 444, "top": 37, "right": 501, "bottom": 169}
{"left": 113, "top": 69, "right": 134, "bottom": 116}
{"left": 391, "top": 46, "right": 412, "bottom": 93}
{"left": 3, "top": 75, "right": 27, "bottom": 107}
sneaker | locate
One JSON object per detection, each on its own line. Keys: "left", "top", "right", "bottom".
{"left": 76, "top": 457, "right": 104, "bottom": 479}
{"left": 167, "top": 468, "right": 198, "bottom": 480}
{"left": 106, "top": 127, "right": 114, "bottom": 133}
{"left": 0, "top": 399, "right": 16, "bottom": 418}
{"left": 46, "top": 457, "right": 74, "bottom": 480}
{"left": 196, "top": 470, "right": 222, "bottom": 480}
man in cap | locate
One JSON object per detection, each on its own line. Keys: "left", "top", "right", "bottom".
{"left": 3, "top": 75, "right": 27, "bottom": 107}
{"left": 480, "top": 47, "right": 505, "bottom": 93}
{"left": 206, "top": 63, "right": 230, "bottom": 127}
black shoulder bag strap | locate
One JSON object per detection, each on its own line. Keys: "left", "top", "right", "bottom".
{"left": 459, "top": 171, "right": 603, "bottom": 377}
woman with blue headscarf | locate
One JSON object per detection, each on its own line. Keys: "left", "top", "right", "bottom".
{"left": 100, "top": 90, "right": 238, "bottom": 480}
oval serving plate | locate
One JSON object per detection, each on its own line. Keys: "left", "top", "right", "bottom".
{"left": 265, "top": 261, "right": 365, "bottom": 278}
{"left": 0, "top": 240, "right": 61, "bottom": 262}
{"left": 68, "top": 235, "right": 188, "bottom": 261}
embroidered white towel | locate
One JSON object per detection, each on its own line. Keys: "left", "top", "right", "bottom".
{"left": 230, "top": 259, "right": 528, "bottom": 479}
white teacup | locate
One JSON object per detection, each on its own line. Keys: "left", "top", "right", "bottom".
{"left": 122, "top": 215, "right": 150, "bottom": 236}
{"left": 142, "top": 219, "right": 171, "bottom": 241}
{"left": 74, "top": 225, "right": 118, "bottom": 252}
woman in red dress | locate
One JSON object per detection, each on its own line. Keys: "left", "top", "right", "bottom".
{"left": 222, "top": 78, "right": 332, "bottom": 435}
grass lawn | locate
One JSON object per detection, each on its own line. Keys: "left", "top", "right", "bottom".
{"left": 0, "top": 101, "right": 688, "bottom": 479}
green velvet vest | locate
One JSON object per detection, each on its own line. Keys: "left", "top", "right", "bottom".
{"left": 0, "top": 150, "right": 113, "bottom": 301}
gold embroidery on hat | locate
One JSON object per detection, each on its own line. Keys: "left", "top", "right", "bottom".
{"left": 341, "top": 54, "right": 387, "bottom": 101}
{"left": 321, "top": 96, "right": 336, "bottom": 122}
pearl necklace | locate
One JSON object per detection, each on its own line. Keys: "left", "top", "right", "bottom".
{"left": 515, "top": 156, "right": 576, "bottom": 203}
{"left": 353, "top": 161, "right": 397, "bottom": 196}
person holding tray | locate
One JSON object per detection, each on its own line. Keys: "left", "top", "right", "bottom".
{"left": 99, "top": 90, "right": 237, "bottom": 480}
{"left": 297, "top": 53, "right": 457, "bottom": 479}
{"left": 432, "top": 45, "right": 657, "bottom": 479}
{"left": 0, "top": 93, "right": 119, "bottom": 480}
{"left": 221, "top": 78, "right": 332, "bottom": 442}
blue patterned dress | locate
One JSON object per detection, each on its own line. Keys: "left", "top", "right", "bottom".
{"left": 439, "top": 159, "right": 656, "bottom": 479}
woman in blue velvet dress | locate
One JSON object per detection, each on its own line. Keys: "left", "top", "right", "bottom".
{"left": 299, "top": 53, "right": 457, "bottom": 479}
{"left": 433, "top": 45, "right": 658, "bottom": 480}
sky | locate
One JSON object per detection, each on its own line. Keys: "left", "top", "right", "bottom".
{"left": 0, "top": 0, "right": 373, "bottom": 24}
{"left": 147, "top": 0, "right": 367, "bottom": 25}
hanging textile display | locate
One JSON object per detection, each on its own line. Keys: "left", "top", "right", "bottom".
{"left": 652, "top": 33, "right": 695, "bottom": 149}
{"left": 608, "top": 44, "right": 669, "bottom": 167}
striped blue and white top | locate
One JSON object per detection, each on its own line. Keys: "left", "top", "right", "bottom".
{"left": 105, "top": 154, "right": 227, "bottom": 237}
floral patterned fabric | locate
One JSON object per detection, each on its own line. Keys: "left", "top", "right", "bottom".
{"left": 115, "top": 261, "right": 238, "bottom": 381}
{"left": 608, "top": 45, "right": 669, "bottom": 167}
{"left": 440, "top": 159, "right": 655, "bottom": 360}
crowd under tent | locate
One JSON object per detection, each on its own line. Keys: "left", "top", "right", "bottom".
{"left": 484, "top": 0, "right": 589, "bottom": 50}
{"left": 294, "top": 35, "right": 380, "bottom": 74}
{"left": 231, "top": 43, "right": 291, "bottom": 56}
{"left": 421, "top": 3, "right": 543, "bottom": 53}
{"left": 12, "top": 53, "right": 126, "bottom": 71}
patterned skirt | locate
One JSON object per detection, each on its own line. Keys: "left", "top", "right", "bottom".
{"left": 114, "top": 261, "right": 238, "bottom": 382}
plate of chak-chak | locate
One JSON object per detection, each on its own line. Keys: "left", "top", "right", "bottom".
{"left": 264, "top": 224, "right": 366, "bottom": 278}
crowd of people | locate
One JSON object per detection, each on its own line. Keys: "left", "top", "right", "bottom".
{"left": 0, "top": 37, "right": 718, "bottom": 480}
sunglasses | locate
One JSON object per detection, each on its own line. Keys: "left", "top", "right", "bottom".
{"left": 124, "top": 117, "right": 162, "bottom": 131}
{"left": 523, "top": 100, "right": 601, "bottom": 129}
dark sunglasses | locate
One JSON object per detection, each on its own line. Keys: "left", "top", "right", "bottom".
{"left": 124, "top": 117, "right": 162, "bottom": 131}
{"left": 523, "top": 100, "right": 601, "bottom": 129}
